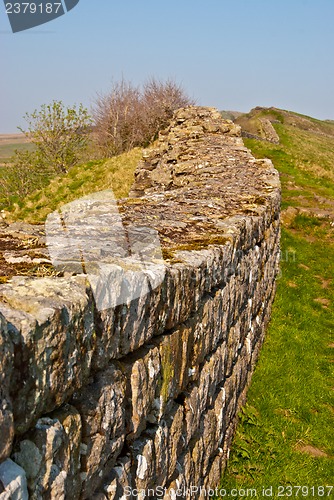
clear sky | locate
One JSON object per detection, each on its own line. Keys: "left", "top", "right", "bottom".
{"left": 1, "top": 0, "right": 334, "bottom": 133}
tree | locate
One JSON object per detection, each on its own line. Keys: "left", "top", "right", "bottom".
{"left": 20, "top": 101, "right": 92, "bottom": 174}
{"left": 93, "top": 78, "right": 194, "bottom": 156}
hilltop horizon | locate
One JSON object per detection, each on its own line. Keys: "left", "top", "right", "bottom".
{"left": 1, "top": 104, "right": 333, "bottom": 136}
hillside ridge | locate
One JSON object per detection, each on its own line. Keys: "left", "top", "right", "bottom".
{"left": 234, "top": 106, "right": 334, "bottom": 140}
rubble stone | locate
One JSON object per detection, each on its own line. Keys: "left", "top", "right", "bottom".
{"left": 12, "top": 405, "right": 82, "bottom": 500}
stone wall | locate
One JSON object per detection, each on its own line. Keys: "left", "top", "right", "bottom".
{"left": 0, "top": 107, "right": 280, "bottom": 499}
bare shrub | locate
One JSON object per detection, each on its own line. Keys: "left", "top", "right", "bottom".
{"left": 142, "top": 78, "right": 195, "bottom": 143}
{"left": 93, "top": 78, "right": 194, "bottom": 156}
{"left": 93, "top": 80, "right": 142, "bottom": 156}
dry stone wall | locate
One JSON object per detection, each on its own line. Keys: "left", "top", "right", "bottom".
{"left": 0, "top": 107, "right": 280, "bottom": 499}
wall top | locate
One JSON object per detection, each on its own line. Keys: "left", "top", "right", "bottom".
{"left": 0, "top": 106, "right": 281, "bottom": 303}
{"left": 120, "top": 105, "right": 281, "bottom": 253}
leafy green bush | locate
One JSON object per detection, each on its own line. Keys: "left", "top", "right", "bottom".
{"left": 20, "top": 101, "right": 92, "bottom": 174}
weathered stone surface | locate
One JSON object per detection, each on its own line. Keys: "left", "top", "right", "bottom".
{"left": 120, "top": 346, "right": 161, "bottom": 440}
{"left": 0, "top": 314, "right": 14, "bottom": 463}
{"left": 13, "top": 405, "right": 82, "bottom": 500}
{"left": 259, "top": 118, "right": 280, "bottom": 144}
{"left": 165, "top": 403, "right": 184, "bottom": 479}
{"left": 131, "top": 436, "right": 156, "bottom": 491}
{"left": 101, "top": 455, "right": 132, "bottom": 499}
{"left": 70, "top": 364, "right": 126, "bottom": 499}
{"left": 92, "top": 281, "right": 165, "bottom": 367}
{"left": 0, "top": 276, "right": 95, "bottom": 434}
{"left": 0, "top": 459, "right": 28, "bottom": 500}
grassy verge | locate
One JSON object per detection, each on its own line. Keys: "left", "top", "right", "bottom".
{"left": 221, "top": 227, "right": 334, "bottom": 493}
{"left": 220, "top": 120, "right": 334, "bottom": 495}
{"left": 8, "top": 148, "right": 142, "bottom": 223}
{"left": 243, "top": 132, "right": 334, "bottom": 206}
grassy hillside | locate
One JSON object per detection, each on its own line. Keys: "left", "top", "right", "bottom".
{"left": 221, "top": 108, "right": 334, "bottom": 494}
{"left": 236, "top": 108, "right": 334, "bottom": 204}
{"left": 7, "top": 148, "right": 142, "bottom": 223}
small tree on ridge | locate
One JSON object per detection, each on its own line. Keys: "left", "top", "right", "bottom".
{"left": 20, "top": 101, "right": 92, "bottom": 174}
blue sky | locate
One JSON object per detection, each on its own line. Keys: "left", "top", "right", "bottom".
{"left": 1, "top": 0, "right": 334, "bottom": 133}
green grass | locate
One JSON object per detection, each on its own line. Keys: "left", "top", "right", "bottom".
{"left": 244, "top": 130, "right": 334, "bottom": 202}
{"left": 8, "top": 148, "right": 142, "bottom": 223}
{"left": 221, "top": 228, "right": 334, "bottom": 491}
{"left": 221, "top": 110, "right": 334, "bottom": 496}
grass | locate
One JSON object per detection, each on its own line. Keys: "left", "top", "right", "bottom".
{"left": 221, "top": 228, "right": 334, "bottom": 491}
{"left": 8, "top": 148, "right": 142, "bottom": 223}
{"left": 243, "top": 129, "right": 334, "bottom": 204}
{"left": 220, "top": 110, "right": 334, "bottom": 495}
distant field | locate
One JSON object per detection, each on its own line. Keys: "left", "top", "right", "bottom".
{"left": 0, "top": 134, "right": 34, "bottom": 166}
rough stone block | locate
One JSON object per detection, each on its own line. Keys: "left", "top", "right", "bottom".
{"left": 0, "top": 314, "right": 14, "bottom": 463}
{"left": 203, "top": 452, "right": 227, "bottom": 493}
{"left": 0, "top": 459, "right": 28, "bottom": 500}
{"left": 196, "top": 343, "right": 226, "bottom": 415}
{"left": 100, "top": 455, "right": 132, "bottom": 499}
{"left": 120, "top": 346, "right": 161, "bottom": 440}
{"left": 165, "top": 403, "right": 184, "bottom": 479}
{"left": 13, "top": 405, "right": 81, "bottom": 500}
{"left": 128, "top": 403, "right": 183, "bottom": 495}
{"left": 0, "top": 277, "right": 95, "bottom": 434}
{"left": 131, "top": 436, "right": 156, "bottom": 491}
{"left": 93, "top": 280, "right": 164, "bottom": 367}
{"left": 154, "top": 323, "right": 195, "bottom": 411}
{"left": 71, "top": 364, "right": 126, "bottom": 499}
